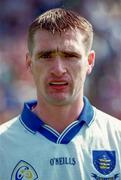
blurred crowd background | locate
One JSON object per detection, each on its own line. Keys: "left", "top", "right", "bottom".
{"left": 0, "top": 0, "right": 121, "bottom": 124}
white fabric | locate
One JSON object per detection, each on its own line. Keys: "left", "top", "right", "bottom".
{"left": 0, "top": 107, "right": 121, "bottom": 179}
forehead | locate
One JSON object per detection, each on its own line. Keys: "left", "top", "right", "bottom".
{"left": 33, "top": 29, "right": 86, "bottom": 53}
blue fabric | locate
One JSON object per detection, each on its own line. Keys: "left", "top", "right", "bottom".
{"left": 20, "top": 96, "right": 94, "bottom": 144}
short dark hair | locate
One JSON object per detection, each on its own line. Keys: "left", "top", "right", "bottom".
{"left": 27, "top": 8, "right": 93, "bottom": 55}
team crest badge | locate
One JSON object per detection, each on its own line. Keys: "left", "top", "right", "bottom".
{"left": 93, "top": 150, "right": 116, "bottom": 175}
{"left": 11, "top": 160, "right": 38, "bottom": 180}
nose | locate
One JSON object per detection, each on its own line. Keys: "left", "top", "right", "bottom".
{"left": 50, "top": 57, "right": 67, "bottom": 77}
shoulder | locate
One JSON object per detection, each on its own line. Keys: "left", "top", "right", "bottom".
{"left": 93, "top": 107, "right": 121, "bottom": 131}
{"left": 0, "top": 116, "right": 20, "bottom": 135}
{"left": 95, "top": 107, "right": 121, "bottom": 123}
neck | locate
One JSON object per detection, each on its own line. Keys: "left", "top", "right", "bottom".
{"left": 33, "top": 97, "right": 84, "bottom": 133}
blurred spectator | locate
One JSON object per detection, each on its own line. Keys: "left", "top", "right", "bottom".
{"left": 0, "top": 0, "right": 121, "bottom": 124}
{"left": 33, "top": 0, "right": 64, "bottom": 15}
{"left": 81, "top": 0, "right": 121, "bottom": 119}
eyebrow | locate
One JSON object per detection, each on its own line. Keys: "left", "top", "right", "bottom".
{"left": 35, "top": 50, "right": 82, "bottom": 58}
{"left": 36, "top": 50, "right": 56, "bottom": 58}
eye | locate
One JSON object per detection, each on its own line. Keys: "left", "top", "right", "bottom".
{"left": 63, "top": 52, "right": 81, "bottom": 59}
{"left": 39, "top": 52, "right": 52, "bottom": 59}
{"left": 64, "top": 54, "right": 75, "bottom": 58}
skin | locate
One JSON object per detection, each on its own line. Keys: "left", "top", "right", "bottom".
{"left": 26, "top": 29, "right": 95, "bottom": 133}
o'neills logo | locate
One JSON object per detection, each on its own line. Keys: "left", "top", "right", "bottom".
{"left": 50, "top": 157, "right": 76, "bottom": 166}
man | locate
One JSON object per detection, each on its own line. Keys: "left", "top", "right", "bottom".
{"left": 0, "top": 8, "right": 121, "bottom": 180}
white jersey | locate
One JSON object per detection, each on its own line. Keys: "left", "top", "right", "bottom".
{"left": 0, "top": 97, "right": 121, "bottom": 180}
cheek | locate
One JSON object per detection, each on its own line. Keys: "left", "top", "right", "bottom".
{"left": 32, "top": 61, "right": 43, "bottom": 75}
{"left": 31, "top": 64, "right": 43, "bottom": 83}
{"left": 32, "top": 64, "right": 51, "bottom": 90}
{"left": 72, "top": 63, "right": 87, "bottom": 83}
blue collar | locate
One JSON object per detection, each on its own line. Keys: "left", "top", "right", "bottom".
{"left": 20, "top": 97, "right": 94, "bottom": 143}
{"left": 77, "top": 96, "right": 94, "bottom": 125}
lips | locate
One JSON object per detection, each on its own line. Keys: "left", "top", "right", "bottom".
{"left": 48, "top": 81, "right": 69, "bottom": 90}
{"left": 49, "top": 82, "right": 68, "bottom": 85}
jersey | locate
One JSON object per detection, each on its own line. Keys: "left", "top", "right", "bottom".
{"left": 0, "top": 97, "right": 121, "bottom": 180}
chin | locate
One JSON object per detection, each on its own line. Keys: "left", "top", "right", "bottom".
{"left": 46, "top": 96, "right": 72, "bottom": 106}
{"left": 50, "top": 101, "right": 70, "bottom": 106}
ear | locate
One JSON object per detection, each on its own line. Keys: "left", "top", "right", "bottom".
{"left": 26, "top": 52, "right": 32, "bottom": 73}
{"left": 87, "top": 50, "right": 95, "bottom": 75}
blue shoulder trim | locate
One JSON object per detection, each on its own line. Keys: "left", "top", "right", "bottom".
{"left": 21, "top": 101, "right": 44, "bottom": 132}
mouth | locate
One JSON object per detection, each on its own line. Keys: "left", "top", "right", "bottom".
{"left": 49, "top": 82, "right": 68, "bottom": 86}
{"left": 48, "top": 81, "right": 69, "bottom": 90}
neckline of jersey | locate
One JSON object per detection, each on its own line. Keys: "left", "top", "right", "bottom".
{"left": 20, "top": 96, "right": 94, "bottom": 144}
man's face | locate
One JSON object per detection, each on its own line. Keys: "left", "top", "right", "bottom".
{"left": 26, "top": 29, "right": 95, "bottom": 106}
